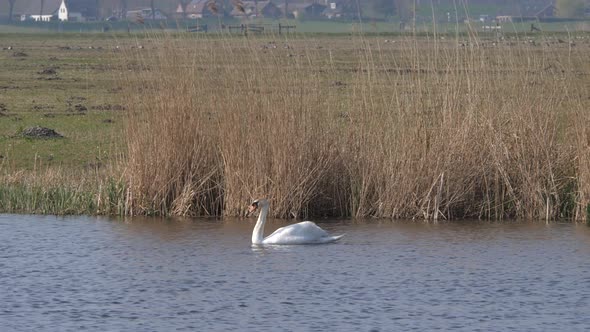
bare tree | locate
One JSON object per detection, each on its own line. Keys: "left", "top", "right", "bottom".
{"left": 8, "top": 0, "right": 17, "bottom": 21}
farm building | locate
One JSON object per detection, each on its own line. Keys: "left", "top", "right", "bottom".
{"left": 279, "top": 2, "right": 327, "bottom": 19}
{"left": 126, "top": 8, "right": 167, "bottom": 21}
{"left": 230, "top": 1, "right": 282, "bottom": 19}
{"left": 183, "top": 0, "right": 220, "bottom": 19}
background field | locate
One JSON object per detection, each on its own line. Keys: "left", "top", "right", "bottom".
{"left": 1, "top": 17, "right": 589, "bottom": 34}
{"left": 0, "top": 33, "right": 128, "bottom": 169}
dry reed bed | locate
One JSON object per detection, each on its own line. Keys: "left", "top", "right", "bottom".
{"left": 122, "top": 34, "right": 590, "bottom": 220}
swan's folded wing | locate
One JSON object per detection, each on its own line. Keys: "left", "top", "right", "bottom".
{"left": 267, "top": 221, "right": 327, "bottom": 237}
{"left": 263, "top": 221, "right": 331, "bottom": 244}
{"left": 263, "top": 221, "right": 343, "bottom": 244}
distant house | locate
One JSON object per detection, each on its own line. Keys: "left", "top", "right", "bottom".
{"left": 479, "top": 14, "right": 490, "bottom": 22}
{"left": 175, "top": 3, "right": 186, "bottom": 18}
{"left": 280, "top": 2, "right": 326, "bottom": 19}
{"left": 322, "top": 1, "right": 343, "bottom": 19}
{"left": 496, "top": 15, "right": 512, "bottom": 23}
{"left": 322, "top": 0, "right": 360, "bottom": 20}
{"left": 184, "top": 0, "right": 219, "bottom": 19}
{"left": 126, "top": 8, "right": 167, "bottom": 21}
{"left": 21, "top": 0, "right": 97, "bottom": 22}
{"left": 535, "top": 4, "right": 557, "bottom": 19}
{"left": 302, "top": 3, "right": 327, "bottom": 18}
{"left": 21, "top": 0, "right": 59, "bottom": 21}
{"left": 57, "top": 0, "right": 85, "bottom": 21}
{"left": 496, "top": 3, "right": 557, "bottom": 23}
{"left": 230, "top": 1, "right": 282, "bottom": 19}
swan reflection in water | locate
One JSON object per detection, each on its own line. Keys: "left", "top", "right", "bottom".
{"left": 247, "top": 199, "right": 344, "bottom": 246}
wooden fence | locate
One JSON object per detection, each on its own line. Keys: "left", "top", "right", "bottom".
{"left": 222, "top": 23, "right": 296, "bottom": 35}
{"left": 186, "top": 24, "right": 208, "bottom": 32}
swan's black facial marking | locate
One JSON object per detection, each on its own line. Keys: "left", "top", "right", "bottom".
{"left": 247, "top": 201, "right": 259, "bottom": 215}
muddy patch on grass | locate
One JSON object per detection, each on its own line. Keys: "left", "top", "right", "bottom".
{"left": 21, "top": 126, "right": 64, "bottom": 139}
{"left": 0, "top": 85, "right": 21, "bottom": 90}
{"left": 32, "top": 104, "right": 55, "bottom": 111}
{"left": 91, "top": 104, "right": 126, "bottom": 111}
{"left": 0, "top": 103, "right": 9, "bottom": 116}
{"left": 38, "top": 76, "right": 61, "bottom": 81}
{"left": 73, "top": 104, "right": 87, "bottom": 112}
{"left": 67, "top": 96, "right": 87, "bottom": 104}
{"left": 66, "top": 97, "right": 88, "bottom": 113}
{"left": 37, "top": 66, "right": 61, "bottom": 80}
{"left": 38, "top": 67, "right": 59, "bottom": 75}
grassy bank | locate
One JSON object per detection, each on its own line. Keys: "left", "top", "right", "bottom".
{"left": 0, "top": 168, "right": 126, "bottom": 215}
{"left": 0, "top": 33, "right": 128, "bottom": 215}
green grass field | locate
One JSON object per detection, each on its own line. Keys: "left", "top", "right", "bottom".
{"left": 0, "top": 33, "right": 126, "bottom": 170}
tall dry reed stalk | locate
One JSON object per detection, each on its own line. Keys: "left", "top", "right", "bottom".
{"left": 122, "top": 32, "right": 590, "bottom": 220}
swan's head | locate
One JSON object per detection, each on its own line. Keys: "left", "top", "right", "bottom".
{"left": 248, "top": 198, "right": 268, "bottom": 215}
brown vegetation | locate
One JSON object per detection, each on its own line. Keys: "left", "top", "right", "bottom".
{"left": 122, "top": 34, "right": 590, "bottom": 220}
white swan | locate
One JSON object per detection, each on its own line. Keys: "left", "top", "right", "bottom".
{"left": 247, "top": 199, "right": 344, "bottom": 245}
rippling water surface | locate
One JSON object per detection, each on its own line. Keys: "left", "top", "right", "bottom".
{"left": 1, "top": 214, "right": 590, "bottom": 331}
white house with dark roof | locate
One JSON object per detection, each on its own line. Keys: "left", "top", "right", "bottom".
{"left": 21, "top": 0, "right": 96, "bottom": 21}
{"left": 21, "top": 0, "right": 60, "bottom": 21}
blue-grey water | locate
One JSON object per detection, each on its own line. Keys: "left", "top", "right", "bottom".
{"left": 1, "top": 214, "right": 590, "bottom": 332}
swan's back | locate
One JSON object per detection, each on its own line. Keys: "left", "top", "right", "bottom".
{"left": 262, "top": 221, "right": 344, "bottom": 245}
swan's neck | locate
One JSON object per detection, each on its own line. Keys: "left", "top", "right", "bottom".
{"left": 252, "top": 204, "right": 269, "bottom": 245}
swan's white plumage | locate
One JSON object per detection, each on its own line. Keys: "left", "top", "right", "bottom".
{"left": 249, "top": 199, "right": 344, "bottom": 245}
{"left": 262, "top": 221, "right": 344, "bottom": 245}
